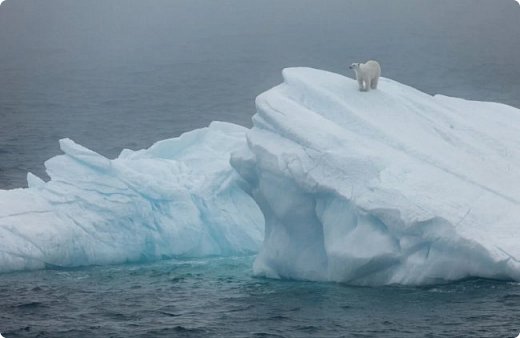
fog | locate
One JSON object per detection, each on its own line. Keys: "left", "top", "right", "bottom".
{"left": 0, "top": 0, "right": 519, "bottom": 188}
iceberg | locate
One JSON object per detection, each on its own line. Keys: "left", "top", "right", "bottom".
{"left": 0, "top": 122, "right": 263, "bottom": 273}
{"left": 1, "top": 67, "right": 519, "bottom": 285}
{"left": 231, "top": 67, "right": 520, "bottom": 285}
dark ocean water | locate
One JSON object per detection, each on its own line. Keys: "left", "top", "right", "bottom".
{"left": 1, "top": 257, "right": 520, "bottom": 338}
{"left": 1, "top": 0, "right": 520, "bottom": 337}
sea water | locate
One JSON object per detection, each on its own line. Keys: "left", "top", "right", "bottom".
{"left": 1, "top": 1, "right": 520, "bottom": 336}
{"left": 0, "top": 257, "right": 519, "bottom": 337}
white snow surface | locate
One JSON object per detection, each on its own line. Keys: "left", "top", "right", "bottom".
{"left": 231, "top": 67, "right": 520, "bottom": 285}
{"left": 0, "top": 122, "right": 263, "bottom": 272}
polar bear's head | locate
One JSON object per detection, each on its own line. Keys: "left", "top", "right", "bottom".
{"left": 349, "top": 63, "right": 361, "bottom": 70}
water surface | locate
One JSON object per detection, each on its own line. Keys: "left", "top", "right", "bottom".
{"left": 1, "top": 257, "right": 519, "bottom": 337}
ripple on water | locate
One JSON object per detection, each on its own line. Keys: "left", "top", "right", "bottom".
{"left": 0, "top": 257, "right": 518, "bottom": 337}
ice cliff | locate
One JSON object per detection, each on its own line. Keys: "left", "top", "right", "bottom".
{"left": 231, "top": 67, "right": 520, "bottom": 285}
{"left": 0, "top": 122, "right": 263, "bottom": 272}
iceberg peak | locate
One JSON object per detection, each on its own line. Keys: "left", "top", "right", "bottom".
{"left": 232, "top": 67, "right": 520, "bottom": 285}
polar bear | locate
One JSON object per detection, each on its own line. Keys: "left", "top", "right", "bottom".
{"left": 349, "top": 60, "right": 381, "bottom": 91}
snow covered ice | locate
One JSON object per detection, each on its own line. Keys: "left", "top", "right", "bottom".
{"left": 0, "top": 122, "right": 263, "bottom": 272}
{"left": 1, "top": 67, "right": 520, "bottom": 285}
{"left": 231, "top": 67, "right": 520, "bottom": 285}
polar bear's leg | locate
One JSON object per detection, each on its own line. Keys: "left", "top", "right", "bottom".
{"left": 366, "top": 79, "right": 372, "bottom": 91}
{"left": 362, "top": 77, "right": 370, "bottom": 91}
{"left": 358, "top": 77, "right": 365, "bottom": 91}
{"left": 371, "top": 76, "right": 379, "bottom": 89}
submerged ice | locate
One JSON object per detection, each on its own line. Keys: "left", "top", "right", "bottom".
{"left": 0, "top": 122, "right": 263, "bottom": 272}
{"left": 1, "top": 67, "right": 520, "bottom": 285}
{"left": 231, "top": 67, "right": 520, "bottom": 285}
